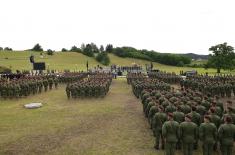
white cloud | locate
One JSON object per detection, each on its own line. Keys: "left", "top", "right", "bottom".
{"left": 0, "top": 0, "right": 234, "bottom": 54}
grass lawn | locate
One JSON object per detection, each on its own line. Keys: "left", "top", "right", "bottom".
{"left": 0, "top": 78, "right": 232, "bottom": 155}
{"left": 1, "top": 51, "right": 235, "bottom": 74}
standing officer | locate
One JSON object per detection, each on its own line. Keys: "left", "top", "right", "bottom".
{"left": 218, "top": 116, "right": 235, "bottom": 155}
{"left": 199, "top": 115, "right": 217, "bottom": 155}
{"left": 162, "top": 113, "right": 179, "bottom": 155}
{"left": 152, "top": 106, "right": 167, "bottom": 150}
{"left": 179, "top": 114, "right": 198, "bottom": 155}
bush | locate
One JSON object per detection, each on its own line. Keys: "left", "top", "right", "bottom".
{"left": 177, "top": 61, "right": 184, "bottom": 67}
{"left": 96, "top": 52, "right": 110, "bottom": 65}
{"left": 0, "top": 47, "right": 3, "bottom": 51}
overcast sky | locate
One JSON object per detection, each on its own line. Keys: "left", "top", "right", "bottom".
{"left": 0, "top": 0, "right": 234, "bottom": 54}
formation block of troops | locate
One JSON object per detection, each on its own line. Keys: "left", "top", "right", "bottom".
{"left": 0, "top": 75, "right": 59, "bottom": 99}
{"left": 126, "top": 72, "right": 146, "bottom": 85}
{"left": 58, "top": 72, "right": 87, "bottom": 83}
{"left": 127, "top": 73, "right": 171, "bottom": 98}
{"left": 148, "top": 71, "right": 182, "bottom": 84}
{"left": 181, "top": 75, "right": 235, "bottom": 98}
{"left": 66, "top": 73, "right": 112, "bottom": 98}
{"left": 129, "top": 73, "right": 235, "bottom": 155}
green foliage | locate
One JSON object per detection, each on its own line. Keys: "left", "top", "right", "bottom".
{"left": 100, "top": 45, "right": 104, "bottom": 52}
{"left": 47, "top": 49, "right": 54, "bottom": 55}
{"left": 61, "top": 48, "right": 68, "bottom": 52}
{"left": 32, "top": 43, "right": 43, "bottom": 51}
{"left": 207, "top": 42, "right": 235, "bottom": 73}
{"left": 106, "top": 44, "right": 113, "bottom": 53}
{"left": 177, "top": 61, "right": 184, "bottom": 67}
{"left": 4, "top": 47, "right": 13, "bottom": 51}
{"left": 83, "top": 44, "right": 94, "bottom": 57}
{"left": 90, "top": 43, "right": 99, "bottom": 53}
{"left": 112, "top": 46, "right": 191, "bottom": 66}
{"left": 70, "top": 46, "right": 82, "bottom": 53}
{"left": 96, "top": 52, "right": 110, "bottom": 65}
{"left": 0, "top": 47, "right": 3, "bottom": 51}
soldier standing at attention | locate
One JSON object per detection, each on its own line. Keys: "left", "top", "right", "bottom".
{"left": 179, "top": 114, "right": 198, "bottom": 155}
{"left": 162, "top": 113, "right": 179, "bottom": 155}
{"left": 189, "top": 106, "right": 201, "bottom": 150}
{"left": 199, "top": 115, "right": 217, "bottom": 155}
{"left": 218, "top": 116, "right": 235, "bottom": 155}
{"left": 152, "top": 106, "right": 167, "bottom": 150}
{"left": 173, "top": 106, "right": 185, "bottom": 149}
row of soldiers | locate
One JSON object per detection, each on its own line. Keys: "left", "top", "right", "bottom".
{"left": 0, "top": 75, "right": 59, "bottom": 99}
{"left": 188, "top": 74, "right": 235, "bottom": 83}
{"left": 181, "top": 78, "right": 235, "bottom": 98}
{"left": 66, "top": 73, "right": 112, "bottom": 98}
{"left": 130, "top": 78, "right": 171, "bottom": 98}
{"left": 58, "top": 72, "right": 88, "bottom": 83}
{"left": 148, "top": 71, "right": 182, "bottom": 84}
{"left": 126, "top": 72, "right": 146, "bottom": 85}
{"left": 133, "top": 80, "right": 235, "bottom": 155}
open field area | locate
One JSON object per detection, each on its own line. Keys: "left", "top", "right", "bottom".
{"left": 1, "top": 51, "right": 235, "bottom": 74}
{"left": 0, "top": 78, "right": 229, "bottom": 155}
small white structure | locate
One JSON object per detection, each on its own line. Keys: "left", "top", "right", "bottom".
{"left": 24, "top": 103, "right": 43, "bottom": 109}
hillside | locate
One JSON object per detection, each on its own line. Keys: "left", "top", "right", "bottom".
{"left": 180, "top": 53, "right": 209, "bottom": 60}
{"left": 0, "top": 51, "right": 231, "bottom": 74}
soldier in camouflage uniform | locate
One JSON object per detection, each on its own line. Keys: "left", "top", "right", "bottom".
{"left": 179, "top": 114, "right": 198, "bottom": 155}
{"left": 162, "top": 113, "right": 179, "bottom": 155}
{"left": 199, "top": 115, "right": 217, "bottom": 155}
{"left": 218, "top": 116, "right": 235, "bottom": 155}
{"left": 153, "top": 106, "right": 167, "bottom": 150}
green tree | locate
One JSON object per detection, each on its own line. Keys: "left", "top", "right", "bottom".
{"left": 32, "top": 43, "right": 43, "bottom": 51}
{"left": 100, "top": 45, "right": 104, "bottom": 52}
{"left": 47, "top": 49, "right": 54, "bottom": 55}
{"left": 70, "top": 46, "right": 82, "bottom": 53}
{"left": 4, "top": 47, "right": 13, "bottom": 51}
{"left": 207, "top": 42, "right": 235, "bottom": 73}
{"left": 0, "top": 47, "right": 3, "bottom": 51}
{"left": 61, "top": 48, "right": 68, "bottom": 52}
{"left": 105, "top": 44, "right": 113, "bottom": 53}
{"left": 83, "top": 44, "right": 94, "bottom": 57}
{"left": 90, "top": 43, "right": 99, "bottom": 53}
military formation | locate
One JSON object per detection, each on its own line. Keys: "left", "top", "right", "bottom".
{"left": 181, "top": 75, "right": 235, "bottom": 98}
{"left": 66, "top": 73, "right": 112, "bottom": 98}
{"left": 0, "top": 75, "right": 59, "bottom": 99}
{"left": 130, "top": 73, "right": 235, "bottom": 155}
{"left": 148, "top": 71, "right": 182, "bottom": 84}
{"left": 126, "top": 72, "right": 146, "bottom": 84}
{"left": 127, "top": 73, "right": 171, "bottom": 98}
{"left": 58, "top": 72, "right": 87, "bottom": 83}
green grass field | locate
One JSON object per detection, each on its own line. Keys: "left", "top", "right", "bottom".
{"left": 1, "top": 51, "right": 234, "bottom": 74}
{"left": 0, "top": 78, "right": 224, "bottom": 155}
